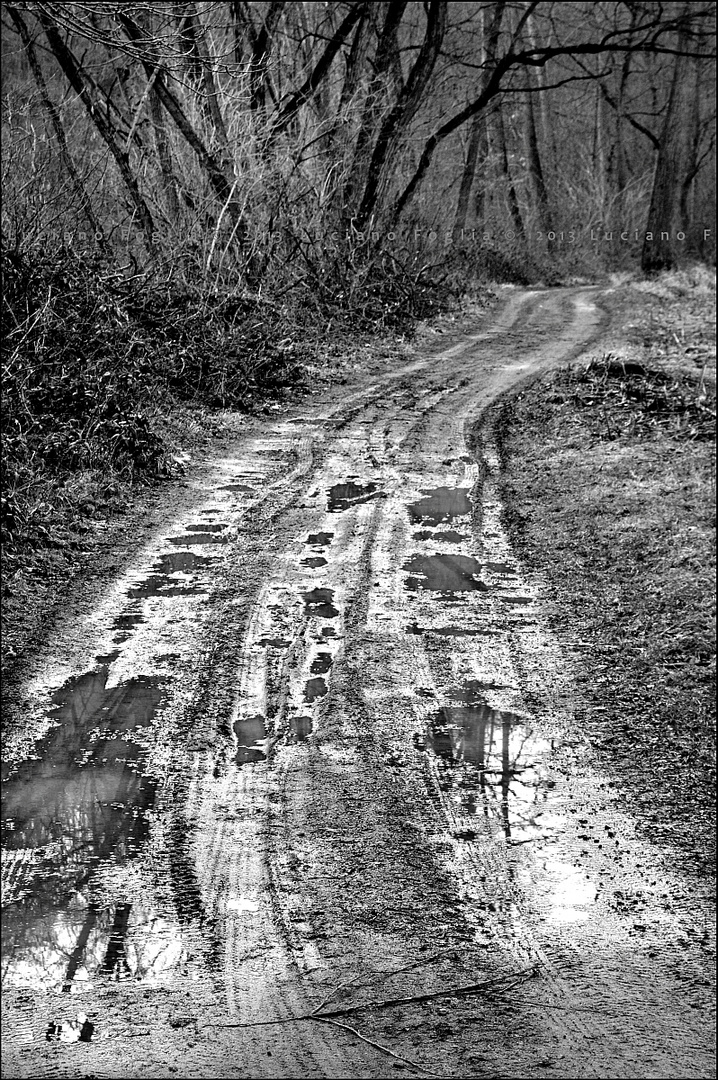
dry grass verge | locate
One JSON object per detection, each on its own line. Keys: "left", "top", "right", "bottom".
{"left": 495, "top": 268, "right": 716, "bottom": 873}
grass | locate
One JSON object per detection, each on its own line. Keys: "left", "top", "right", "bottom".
{"left": 494, "top": 268, "right": 716, "bottom": 871}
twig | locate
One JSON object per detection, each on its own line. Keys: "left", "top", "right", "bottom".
{"left": 311, "top": 1015, "right": 446, "bottom": 1077}
{"left": 207, "top": 967, "right": 536, "bottom": 1031}
{"left": 314, "top": 970, "right": 536, "bottom": 1019}
{"left": 311, "top": 947, "right": 461, "bottom": 1014}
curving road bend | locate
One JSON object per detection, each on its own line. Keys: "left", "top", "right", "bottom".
{"left": 2, "top": 288, "right": 714, "bottom": 1080}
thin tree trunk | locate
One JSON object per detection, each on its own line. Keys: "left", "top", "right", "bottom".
{"left": 148, "top": 81, "right": 180, "bottom": 221}
{"left": 8, "top": 7, "right": 104, "bottom": 244}
{"left": 180, "top": 5, "right": 232, "bottom": 154}
{"left": 524, "top": 81, "right": 551, "bottom": 233}
{"left": 35, "top": 10, "right": 157, "bottom": 255}
{"left": 642, "top": 12, "right": 695, "bottom": 273}
{"left": 356, "top": 0, "right": 447, "bottom": 229}
{"left": 496, "top": 106, "right": 526, "bottom": 241}
{"left": 454, "top": 114, "right": 486, "bottom": 234}
{"left": 522, "top": 5, "right": 550, "bottom": 234}
{"left": 678, "top": 55, "right": 701, "bottom": 243}
{"left": 452, "top": 4, "right": 503, "bottom": 235}
{"left": 117, "top": 12, "right": 247, "bottom": 244}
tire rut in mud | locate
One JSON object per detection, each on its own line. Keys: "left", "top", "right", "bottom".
{"left": 3, "top": 289, "right": 713, "bottom": 1079}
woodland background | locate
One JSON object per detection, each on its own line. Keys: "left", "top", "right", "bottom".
{"left": 1, "top": 1, "right": 716, "bottom": 562}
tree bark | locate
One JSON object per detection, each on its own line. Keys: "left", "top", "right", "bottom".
{"left": 356, "top": 0, "right": 447, "bottom": 229}
{"left": 453, "top": 3, "right": 504, "bottom": 235}
{"left": 642, "top": 12, "right": 696, "bottom": 273}
{"left": 522, "top": 6, "right": 551, "bottom": 234}
{"left": 117, "top": 12, "right": 246, "bottom": 243}
{"left": 7, "top": 7, "right": 104, "bottom": 244}
{"left": 496, "top": 106, "right": 526, "bottom": 241}
{"left": 35, "top": 9, "right": 156, "bottom": 256}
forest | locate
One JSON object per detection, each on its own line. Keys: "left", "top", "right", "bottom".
{"left": 1, "top": 1, "right": 716, "bottom": 562}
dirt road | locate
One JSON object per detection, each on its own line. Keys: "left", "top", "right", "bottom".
{"left": 2, "top": 288, "right": 714, "bottom": 1079}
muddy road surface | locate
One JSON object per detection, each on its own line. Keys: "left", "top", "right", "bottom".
{"left": 2, "top": 288, "right": 714, "bottom": 1080}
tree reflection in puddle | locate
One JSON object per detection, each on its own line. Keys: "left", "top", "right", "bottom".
{"left": 1, "top": 665, "right": 190, "bottom": 991}
{"left": 421, "top": 698, "right": 565, "bottom": 845}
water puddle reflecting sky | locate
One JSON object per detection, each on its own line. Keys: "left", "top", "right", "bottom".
{"left": 407, "top": 487, "right": 472, "bottom": 526}
{"left": 412, "top": 529, "right": 466, "bottom": 543}
{"left": 168, "top": 532, "right": 226, "bottom": 546}
{"left": 0, "top": 664, "right": 190, "bottom": 991}
{"left": 303, "top": 588, "right": 339, "bottom": 619}
{"left": 327, "top": 482, "right": 382, "bottom": 513}
{"left": 306, "top": 532, "right": 334, "bottom": 546}
{"left": 404, "top": 554, "right": 487, "bottom": 593}
{"left": 233, "top": 714, "right": 268, "bottom": 765}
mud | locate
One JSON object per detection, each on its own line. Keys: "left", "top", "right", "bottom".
{"left": 2, "top": 288, "right": 714, "bottom": 1080}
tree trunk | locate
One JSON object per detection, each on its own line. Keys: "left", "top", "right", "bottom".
{"left": 355, "top": 0, "right": 447, "bottom": 229}
{"left": 35, "top": 9, "right": 156, "bottom": 257}
{"left": 452, "top": 4, "right": 503, "bottom": 235}
{"left": 522, "top": 7, "right": 551, "bottom": 235}
{"left": 641, "top": 12, "right": 695, "bottom": 273}
{"left": 453, "top": 114, "right": 486, "bottom": 234}
{"left": 7, "top": 7, "right": 104, "bottom": 244}
{"left": 496, "top": 105, "right": 526, "bottom": 241}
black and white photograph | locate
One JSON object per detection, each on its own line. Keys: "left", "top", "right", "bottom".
{"left": 1, "top": 3, "right": 715, "bottom": 1077}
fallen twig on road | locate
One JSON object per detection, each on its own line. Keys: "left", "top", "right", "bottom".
{"left": 311, "top": 1015, "right": 447, "bottom": 1077}
{"left": 206, "top": 966, "right": 536, "bottom": 1031}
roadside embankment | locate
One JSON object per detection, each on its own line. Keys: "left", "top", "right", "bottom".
{"left": 493, "top": 268, "right": 716, "bottom": 872}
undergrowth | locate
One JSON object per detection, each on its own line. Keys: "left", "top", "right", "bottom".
{"left": 0, "top": 243, "right": 460, "bottom": 572}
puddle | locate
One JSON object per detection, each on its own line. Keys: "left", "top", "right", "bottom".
{"left": 306, "top": 532, "right": 334, "bottom": 546}
{"left": 407, "top": 487, "right": 472, "bottom": 526}
{"left": 310, "top": 653, "right": 333, "bottom": 675}
{"left": 499, "top": 596, "right": 534, "bottom": 605}
{"left": 1, "top": 665, "right": 172, "bottom": 990}
{"left": 168, "top": 533, "right": 226, "bottom": 546}
{"left": 127, "top": 575, "right": 207, "bottom": 599}
{"left": 112, "top": 612, "right": 145, "bottom": 632}
{"left": 95, "top": 650, "right": 121, "bottom": 666}
{"left": 305, "top": 677, "right": 328, "bottom": 702}
{"left": 302, "top": 557, "right": 328, "bottom": 568}
{"left": 287, "top": 716, "right": 313, "bottom": 743}
{"left": 419, "top": 698, "right": 560, "bottom": 843}
{"left": 184, "top": 523, "right": 226, "bottom": 533}
{"left": 408, "top": 623, "right": 494, "bottom": 637}
{"left": 303, "top": 588, "right": 339, "bottom": 619}
{"left": 234, "top": 714, "right": 267, "bottom": 765}
{"left": 327, "top": 482, "right": 382, "bottom": 512}
{"left": 155, "top": 551, "right": 217, "bottom": 575}
{"left": 257, "top": 637, "right": 291, "bottom": 649}
{"left": 412, "top": 530, "right": 465, "bottom": 543}
{"left": 404, "top": 554, "right": 487, "bottom": 593}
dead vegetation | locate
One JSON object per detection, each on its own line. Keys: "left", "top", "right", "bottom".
{"left": 495, "top": 268, "right": 716, "bottom": 868}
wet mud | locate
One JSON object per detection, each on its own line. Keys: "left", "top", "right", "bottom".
{"left": 3, "top": 288, "right": 713, "bottom": 1080}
